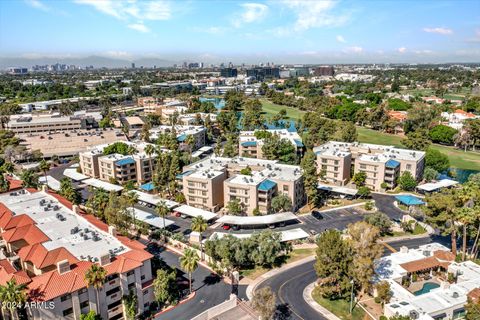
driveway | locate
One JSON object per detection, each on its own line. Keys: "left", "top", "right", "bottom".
{"left": 371, "top": 193, "right": 405, "bottom": 221}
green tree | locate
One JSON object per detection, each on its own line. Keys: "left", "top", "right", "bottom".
{"left": 465, "top": 297, "right": 480, "bottom": 320}
{"left": 301, "top": 150, "right": 319, "bottom": 209}
{"left": 335, "top": 121, "right": 358, "bottom": 142}
{"left": 222, "top": 134, "right": 238, "bottom": 158}
{"left": 347, "top": 221, "right": 383, "bottom": 294}
{"left": 425, "top": 148, "right": 450, "bottom": 172}
{"left": 227, "top": 199, "right": 243, "bottom": 215}
{"left": 398, "top": 171, "right": 417, "bottom": 191}
{"left": 241, "top": 99, "right": 264, "bottom": 130}
{"left": 428, "top": 125, "right": 458, "bottom": 145}
{"left": 271, "top": 194, "right": 293, "bottom": 213}
{"left": 59, "top": 178, "right": 81, "bottom": 204}
{"left": 357, "top": 186, "right": 371, "bottom": 199}
{"left": 0, "top": 174, "right": 10, "bottom": 193}
{"left": 314, "top": 230, "right": 353, "bottom": 299}
{"left": 375, "top": 281, "right": 392, "bottom": 306}
{"left": 364, "top": 212, "right": 392, "bottom": 236}
{"left": 0, "top": 279, "right": 27, "bottom": 320}
{"left": 191, "top": 216, "right": 208, "bottom": 259}
{"left": 261, "top": 134, "right": 297, "bottom": 164}
{"left": 80, "top": 311, "right": 101, "bottom": 320}
{"left": 352, "top": 172, "right": 367, "bottom": 187}
{"left": 153, "top": 269, "right": 178, "bottom": 306}
{"left": 251, "top": 287, "right": 276, "bottom": 320}
{"left": 155, "top": 201, "right": 171, "bottom": 230}
{"left": 20, "top": 170, "right": 38, "bottom": 188}
{"left": 179, "top": 248, "right": 199, "bottom": 294}
{"left": 240, "top": 167, "right": 252, "bottom": 176}
{"left": 401, "top": 129, "right": 431, "bottom": 151}
{"left": 84, "top": 264, "right": 107, "bottom": 314}
{"left": 86, "top": 187, "right": 109, "bottom": 219}
{"left": 122, "top": 290, "right": 137, "bottom": 320}
{"left": 423, "top": 167, "right": 439, "bottom": 182}
{"left": 38, "top": 159, "right": 50, "bottom": 188}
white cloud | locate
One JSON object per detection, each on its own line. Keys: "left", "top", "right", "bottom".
{"left": 397, "top": 47, "right": 407, "bottom": 53}
{"left": 414, "top": 50, "right": 433, "bottom": 54}
{"left": 74, "top": 0, "right": 171, "bottom": 21}
{"left": 128, "top": 23, "right": 150, "bottom": 33}
{"left": 423, "top": 27, "right": 453, "bottom": 35}
{"left": 282, "top": 0, "right": 349, "bottom": 32}
{"left": 232, "top": 3, "right": 268, "bottom": 28}
{"left": 25, "top": 0, "right": 50, "bottom": 12}
{"left": 336, "top": 35, "right": 346, "bottom": 43}
{"left": 343, "top": 46, "right": 363, "bottom": 53}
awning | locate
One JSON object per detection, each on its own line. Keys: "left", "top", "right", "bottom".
{"left": 82, "top": 178, "right": 124, "bottom": 192}
{"left": 174, "top": 205, "right": 218, "bottom": 220}
{"left": 317, "top": 183, "right": 358, "bottom": 196}
{"left": 209, "top": 228, "right": 309, "bottom": 242}
{"left": 63, "top": 168, "right": 89, "bottom": 181}
{"left": 133, "top": 208, "right": 174, "bottom": 229}
{"left": 258, "top": 179, "right": 277, "bottom": 191}
{"left": 417, "top": 179, "right": 458, "bottom": 192}
{"left": 395, "top": 195, "right": 425, "bottom": 206}
{"left": 140, "top": 182, "right": 155, "bottom": 192}
{"left": 217, "top": 212, "right": 298, "bottom": 226}
{"left": 131, "top": 190, "right": 178, "bottom": 209}
{"left": 39, "top": 176, "right": 61, "bottom": 191}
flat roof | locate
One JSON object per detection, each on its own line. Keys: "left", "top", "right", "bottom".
{"left": 133, "top": 208, "right": 175, "bottom": 229}
{"left": 217, "top": 212, "right": 298, "bottom": 225}
{"left": 417, "top": 179, "right": 459, "bottom": 192}
{"left": 82, "top": 178, "right": 123, "bottom": 192}
{"left": 63, "top": 168, "right": 89, "bottom": 181}
{"left": 317, "top": 183, "right": 358, "bottom": 196}
{"left": 209, "top": 228, "right": 309, "bottom": 242}
{"left": 0, "top": 190, "right": 128, "bottom": 261}
{"left": 174, "top": 205, "right": 218, "bottom": 220}
{"left": 39, "top": 176, "right": 61, "bottom": 191}
{"left": 131, "top": 190, "right": 178, "bottom": 209}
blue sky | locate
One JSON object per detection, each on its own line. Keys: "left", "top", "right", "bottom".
{"left": 1, "top": 0, "right": 479, "bottom": 63}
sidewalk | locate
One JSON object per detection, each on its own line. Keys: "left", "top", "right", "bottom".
{"left": 246, "top": 255, "right": 315, "bottom": 300}
{"left": 303, "top": 282, "right": 341, "bottom": 320}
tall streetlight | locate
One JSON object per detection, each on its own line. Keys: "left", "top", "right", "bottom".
{"left": 349, "top": 279, "right": 355, "bottom": 314}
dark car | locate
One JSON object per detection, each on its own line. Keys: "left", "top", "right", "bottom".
{"left": 312, "top": 210, "right": 323, "bottom": 219}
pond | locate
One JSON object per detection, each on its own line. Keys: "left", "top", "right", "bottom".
{"left": 414, "top": 282, "right": 440, "bottom": 296}
{"left": 439, "top": 168, "right": 479, "bottom": 184}
{"left": 199, "top": 97, "right": 225, "bottom": 110}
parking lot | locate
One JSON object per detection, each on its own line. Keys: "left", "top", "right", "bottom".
{"left": 298, "top": 207, "right": 366, "bottom": 234}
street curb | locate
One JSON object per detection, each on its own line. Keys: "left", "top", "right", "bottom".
{"left": 303, "top": 282, "right": 341, "bottom": 320}
{"left": 246, "top": 255, "right": 316, "bottom": 300}
{"left": 153, "top": 291, "right": 196, "bottom": 317}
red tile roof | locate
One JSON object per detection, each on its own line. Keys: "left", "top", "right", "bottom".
{"left": 2, "top": 223, "right": 50, "bottom": 244}
{"left": 400, "top": 255, "right": 452, "bottom": 273}
{"left": 6, "top": 178, "right": 23, "bottom": 191}
{"left": 4, "top": 215, "right": 35, "bottom": 231}
{"left": 18, "top": 244, "right": 79, "bottom": 269}
{"left": 0, "top": 259, "right": 31, "bottom": 286}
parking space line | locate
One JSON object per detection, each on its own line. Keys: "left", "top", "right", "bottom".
{"left": 382, "top": 242, "right": 397, "bottom": 253}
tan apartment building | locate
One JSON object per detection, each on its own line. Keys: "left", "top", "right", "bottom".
{"left": 0, "top": 187, "right": 154, "bottom": 320}
{"left": 239, "top": 129, "right": 304, "bottom": 160}
{"left": 182, "top": 169, "right": 227, "bottom": 212}
{"left": 149, "top": 125, "right": 206, "bottom": 151}
{"left": 79, "top": 141, "right": 159, "bottom": 185}
{"left": 181, "top": 156, "right": 305, "bottom": 214}
{"left": 313, "top": 141, "right": 425, "bottom": 191}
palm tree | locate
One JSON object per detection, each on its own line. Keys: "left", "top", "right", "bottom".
{"left": 180, "top": 248, "right": 199, "bottom": 294}
{"left": 0, "top": 279, "right": 27, "bottom": 320}
{"left": 20, "top": 170, "right": 38, "bottom": 189}
{"left": 0, "top": 174, "right": 10, "bottom": 193}
{"left": 191, "top": 216, "right": 208, "bottom": 260}
{"left": 124, "top": 191, "right": 139, "bottom": 231}
{"left": 144, "top": 144, "right": 155, "bottom": 182}
{"left": 39, "top": 159, "right": 50, "bottom": 189}
{"left": 185, "top": 135, "right": 195, "bottom": 162}
{"left": 456, "top": 207, "right": 475, "bottom": 261}
{"left": 155, "top": 201, "right": 170, "bottom": 230}
{"left": 84, "top": 264, "right": 107, "bottom": 314}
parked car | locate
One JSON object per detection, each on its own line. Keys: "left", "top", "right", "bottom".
{"left": 310, "top": 230, "right": 317, "bottom": 236}
{"left": 174, "top": 212, "right": 181, "bottom": 217}
{"left": 312, "top": 211, "right": 323, "bottom": 220}
{"left": 232, "top": 225, "right": 240, "bottom": 231}
{"left": 181, "top": 214, "right": 188, "bottom": 219}
{"left": 222, "top": 225, "right": 231, "bottom": 230}
{"left": 268, "top": 224, "right": 276, "bottom": 229}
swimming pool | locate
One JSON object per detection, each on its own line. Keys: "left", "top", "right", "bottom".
{"left": 414, "top": 282, "right": 440, "bottom": 296}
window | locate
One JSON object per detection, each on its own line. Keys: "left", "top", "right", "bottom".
{"left": 283, "top": 185, "right": 289, "bottom": 192}
{"left": 62, "top": 308, "right": 73, "bottom": 317}
{"left": 322, "top": 159, "right": 327, "bottom": 164}
{"left": 80, "top": 300, "right": 89, "bottom": 309}
{"left": 189, "top": 196, "right": 195, "bottom": 201}
{"left": 334, "top": 173, "right": 338, "bottom": 178}
{"left": 127, "top": 270, "right": 134, "bottom": 277}
{"left": 60, "top": 294, "right": 71, "bottom": 302}
{"left": 143, "top": 289, "right": 149, "bottom": 295}
{"left": 106, "top": 286, "right": 121, "bottom": 296}
{"left": 406, "top": 164, "right": 412, "bottom": 170}
{"left": 360, "top": 164, "right": 366, "bottom": 169}
{"left": 141, "top": 275, "right": 145, "bottom": 281}
{"left": 334, "top": 160, "right": 339, "bottom": 165}
{"left": 321, "top": 165, "right": 327, "bottom": 170}
{"left": 78, "top": 288, "right": 88, "bottom": 295}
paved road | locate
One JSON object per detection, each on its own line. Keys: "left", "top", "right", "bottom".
{"left": 372, "top": 193, "right": 406, "bottom": 221}
{"left": 154, "top": 249, "right": 247, "bottom": 320}
{"left": 257, "top": 236, "right": 446, "bottom": 320}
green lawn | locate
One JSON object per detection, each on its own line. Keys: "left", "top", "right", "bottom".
{"left": 312, "top": 287, "right": 365, "bottom": 320}
{"left": 259, "top": 98, "right": 306, "bottom": 121}
{"left": 357, "top": 127, "right": 480, "bottom": 171}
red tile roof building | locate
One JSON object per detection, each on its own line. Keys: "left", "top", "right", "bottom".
{"left": 0, "top": 184, "right": 154, "bottom": 320}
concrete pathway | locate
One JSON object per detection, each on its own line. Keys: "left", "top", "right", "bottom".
{"left": 302, "top": 282, "right": 341, "bottom": 320}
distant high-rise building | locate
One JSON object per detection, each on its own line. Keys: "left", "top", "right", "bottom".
{"left": 312, "top": 66, "right": 334, "bottom": 76}
{"left": 220, "top": 67, "right": 238, "bottom": 78}
{"left": 246, "top": 67, "right": 280, "bottom": 80}
{"left": 7, "top": 67, "right": 28, "bottom": 75}
{"left": 131, "top": 62, "right": 136, "bottom": 69}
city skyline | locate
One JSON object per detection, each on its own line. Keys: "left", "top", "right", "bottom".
{"left": 0, "top": 0, "right": 479, "bottom": 65}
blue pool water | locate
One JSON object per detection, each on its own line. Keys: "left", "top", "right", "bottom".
{"left": 414, "top": 282, "right": 440, "bottom": 296}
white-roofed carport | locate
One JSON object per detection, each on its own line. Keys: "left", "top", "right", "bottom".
{"left": 174, "top": 205, "right": 218, "bottom": 221}
{"left": 39, "top": 176, "right": 61, "bottom": 191}
{"left": 417, "top": 179, "right": 458, "bottom": 193}
{"left": 131, "top": 190, "right": 179, "bottom": 209}
{"left": 209, "top": 228, "right": 309, "bottom": 242}
{"left": 318, "top": 183, "right": 358, "bottom": 196}
{"left": 63, "top": 168, "right": 89, "bottom": 181}
{"left": 133, "top": 208, "right": 174, "bottom": 229}
{"left": 217, "top": 212, "right": 298, "bottom": 226}
{"left": 82, "top": 178, "right": 124, "bottom": 192}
